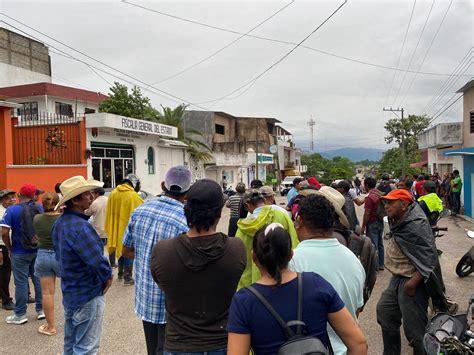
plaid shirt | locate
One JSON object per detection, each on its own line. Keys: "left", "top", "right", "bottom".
{"left": 123, "top": 196, "right": 188, "bottom": 324}
{"left": 52, "top": 209, "right": 112, "bottom": 311}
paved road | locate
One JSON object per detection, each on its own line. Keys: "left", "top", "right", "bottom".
{"left": 1, "top": 196, "right": 473, "bottom": 354}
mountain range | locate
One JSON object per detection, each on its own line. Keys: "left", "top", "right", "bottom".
{"left": 317, "top": 147, "right": 385, "bottom": 162}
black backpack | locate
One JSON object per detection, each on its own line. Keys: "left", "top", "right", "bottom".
{"left": 20, "top": 201, "right": 41, "bottom": 250}
{"left": 247, "top": 273, "right": 330, "bottom": 355}
{"left": 347, "top": 232, "right": 379, "bottom": 307}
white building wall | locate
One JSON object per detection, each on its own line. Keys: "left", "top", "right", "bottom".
{"left": 0, "top": 63, "right": 51, "bottom": 87}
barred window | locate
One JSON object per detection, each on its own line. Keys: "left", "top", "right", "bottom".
{"left": 17, "top": 102, "right": 38, "bottom": 120}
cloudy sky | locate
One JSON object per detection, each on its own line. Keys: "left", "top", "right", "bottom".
{"left": 1, "top": 0, "right": 472, "bottom": 152}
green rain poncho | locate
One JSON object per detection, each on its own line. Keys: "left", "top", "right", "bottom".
{"left": 236, "top": 206, "right": 299, "bottom": 289}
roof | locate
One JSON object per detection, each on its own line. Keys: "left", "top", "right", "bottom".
{"left": 443, "top": 147, "right": 474, "bottom": 156}
{"left": 238, "top": 116, "right": 281, "bottom": 124}
{"left": 0, "top": 101, "right": 22, "bottom": 108}
{"left": 276, "top": 125, "right": 292, "bottom": 135}
{"left": 0, "top": 82, "right": 108, "bottom": 103}
{"left": 456, "top": 80, "right": 474, "bottom": 93}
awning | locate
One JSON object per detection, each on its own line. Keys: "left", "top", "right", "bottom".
{"left": 443, "top": 147, "right": 474, "bottom": 156}
{"left": 409, "top": 160, "right": 428, "bottom": 168}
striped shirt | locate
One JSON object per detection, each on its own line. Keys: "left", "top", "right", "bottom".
{"left": 226, "top": 193, "right": 244, "bottom": 218}
{"left": 122, "top": 196, "right": 188, "bottom": 324}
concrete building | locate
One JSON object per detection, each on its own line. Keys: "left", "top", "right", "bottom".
{"left": 184, "top": 110, "right": 302, "bottom": 187}
{"left": 418, "top": 122, "right": 463, "bottom": 176}
{"left": 0, "top": 27, "right": 52, "bottom": 87}
{"left": 443, "top": 80, "right": 474, "bottom": 218}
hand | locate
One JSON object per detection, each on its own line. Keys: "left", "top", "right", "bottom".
{"left": 103, "top": 277, "right": 113, "bottom": 295}
{"left": 404, "top": 279, "right": 417, "bottom": 297}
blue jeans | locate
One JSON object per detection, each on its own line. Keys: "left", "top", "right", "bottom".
{"left": 164, "top": 349, "right": 227, "bottom": 355}
{"left": 64, "top": 295, "right": 105, "bottom": 355}
{"left": 367, "top": 220, "right": 384, "bottom": 267}
{"left": 11, "top": 252, "right": 42, "bottom": 316}
{"left": 451, "top": 191, "right": 461, "bottom": 214}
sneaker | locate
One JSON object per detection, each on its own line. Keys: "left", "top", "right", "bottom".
{"left": 379, "top": 266, "right": 385, "bottom": 271}
{"left": 37, "top": 310, "right": 45, "bottom": 320}
{"left": 6, "top": 313, "right": 28, "bottom": 325}
{"left": 27, "top": 296, "right": 35, "bottom": 304}
{"left": 124, "top": 279, "right": 135, "bottom": 286}
{"left": 2, "top": 301, "right": 15, "bottom": 311}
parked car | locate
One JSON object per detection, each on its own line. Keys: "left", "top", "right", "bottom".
{"left": 280, "top": 176, "right": 303, "bottom": 196}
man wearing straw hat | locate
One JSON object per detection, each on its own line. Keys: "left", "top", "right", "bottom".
{"left": 52, "top": 176, "right": 113, "bottom": 355}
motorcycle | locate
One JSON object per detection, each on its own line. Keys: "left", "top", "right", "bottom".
{"left": 455, "top": 230, "right": 474, "bottom": 277}
{"left": 423, "top": 294, "right": 474, "bottom": 355}
{"left": 223, "top": 186, "right": 236, "bottom": 201}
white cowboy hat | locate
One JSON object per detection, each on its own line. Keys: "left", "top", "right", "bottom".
{"left": 55, "top": 176, "right": 103, "bottom": 210}
{"left": 299, "top": 186, "right": 350, "bottom": 228}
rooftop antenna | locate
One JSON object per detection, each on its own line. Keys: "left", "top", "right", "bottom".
{"left": 308, "top": 115, "right": 316, "bottom": 151}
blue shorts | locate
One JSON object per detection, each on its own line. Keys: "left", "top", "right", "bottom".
{"left": 34, "top": 249, "right": 60, "bottom": 278}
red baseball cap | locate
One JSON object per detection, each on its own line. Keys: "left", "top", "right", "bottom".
{"left": 19, "top": 184, "right": 37, "bottom": 198}
{"left": 382, "top": 189, "right": 413, "bottom": 203}
{"left": 307, "top": 177, "right": 321, "bottom": 190}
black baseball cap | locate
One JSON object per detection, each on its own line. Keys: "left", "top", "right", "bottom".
{"left": 186, "top": 179, "right": 223, "bottom": 209}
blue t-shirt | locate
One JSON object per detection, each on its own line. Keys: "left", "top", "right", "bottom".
{"left": 227, "top": 272, "right": 345, "bottom": 355}
{"left": 0, "top": 202, "right": 44, "bottom": 254}
{"left": 287, "top": 187, "right": 298, "bottom": 203}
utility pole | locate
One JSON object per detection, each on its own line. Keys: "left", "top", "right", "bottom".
{"left": 308, "top": 115, "right": 316, "bottom": 151}
{"left": 255, "top": 117, "right": 259, "bottom": 180}
{"left": 383, "top": 107, "right": 406, "bottom": 178}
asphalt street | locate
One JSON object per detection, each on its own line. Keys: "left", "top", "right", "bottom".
{"left": 1, "top": 196, "right": 473, "bottom": 354}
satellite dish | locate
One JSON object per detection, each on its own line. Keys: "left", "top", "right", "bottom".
{"left": 269, "top": 145, "right": 278, "bottom": 154}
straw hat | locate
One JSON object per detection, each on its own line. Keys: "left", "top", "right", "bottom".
{"left": 55, "top": 176, "right": 103, "bottom": 210}
{"left": 299, "top": 186, "right": 350, "bottom": 228}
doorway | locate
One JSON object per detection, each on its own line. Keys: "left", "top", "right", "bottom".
{"left": 91, "top": 145, "right": 134, "bottom": 188}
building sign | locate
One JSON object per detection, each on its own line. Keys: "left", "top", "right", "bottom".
{"left": 85, "top": 112, "right": 178, "bottom": 138}
{"left": 258, "top": 153, "right": 274, "bottom": 164}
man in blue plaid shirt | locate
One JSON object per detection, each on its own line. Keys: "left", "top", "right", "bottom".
{"left": 52, "top": 176, "right": 113, "bottom": 355}
{"left": 123, "top": 166, "right": 191, "bottom": 355}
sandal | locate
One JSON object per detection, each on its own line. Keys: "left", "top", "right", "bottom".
{"left": 38, "top": 324, "right": 57, "bottom": 336}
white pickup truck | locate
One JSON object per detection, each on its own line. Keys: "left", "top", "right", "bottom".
{"left": 280, "top": 176, "right": 303, "bottom": 196}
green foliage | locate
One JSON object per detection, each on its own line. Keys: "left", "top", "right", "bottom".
{"left": 157, "top": 104, "right": 212, "bottom": 161}
{"left": 301, "top": 153, "right": 355, "bottom": 185}
{"left": 99, "top": 82, "right": 160, "bottom": 121}
{"left": 356, "top": 159, "right": 378, "bottom": 167}
{"left": 379, "top": 147, "right": 423, "bottom": 178}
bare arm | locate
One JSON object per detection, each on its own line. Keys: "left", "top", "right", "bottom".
{"left": 328, "top": 307, "right": 368, "bottom": 355}
{"left": 122, "top": 245, "right": 135, "bottom": 259}
{"left": 2, "top": 227, "right": 11, "bottom": 250}
{"left": 227, "top": 333, "right": 251, "bottom": 355}
{"left": 361, "top": 209, "right": 371, "bottom": 235}
{"left": 353, "top": 197, "right": 365, "bottom": 206}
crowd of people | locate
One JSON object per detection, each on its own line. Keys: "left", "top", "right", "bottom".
{"left": 0, "top": 166, "right": 463, "bottom": 355}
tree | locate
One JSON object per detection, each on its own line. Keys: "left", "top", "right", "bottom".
{"left": 157, "top": 104, "right": 212, "bottom": 161}
{"left": 301, "top": 153, "right": 355, "bottom": 185}
{"left": 99, "top": 82, "right": 160, "bottom": 120}
{"left": 379, "top": 147, "right": 423, "bottom": 178}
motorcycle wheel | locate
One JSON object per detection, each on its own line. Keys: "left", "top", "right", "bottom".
{"left": 455, "top": 253, "right": 473, "bottom": 277}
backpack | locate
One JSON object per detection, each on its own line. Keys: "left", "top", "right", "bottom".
{"left": 20, "top": 201, "right": 41, "bottom": 250}
{"left": 247, "top": 273, "right": 330, "bottom": 355}
{"left": 369, "top": 190, "right": 386, "bottom": 222}
{"left": 290, "top": 195, "right": 303, "bottom": 220}
{"left": 347, "top": 232, "right": 378, "bottom": 306}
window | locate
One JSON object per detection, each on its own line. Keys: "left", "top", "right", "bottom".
{"left": 148, "top": 147, "right": 155, "bottom": 174}
{"left": 55, "top": 102, "right": 73, "bottom": 117}
{"left": 470, "top": 111, "right": 474, "bottom": 134}
{"left": 85, "top": 108, "right": 96, "bottom": 114}
{"left": 215, "top": 124, "right": 225, "bottom": 135}
{"left": 17, "top": 102, "right": 38, "bottom": 120}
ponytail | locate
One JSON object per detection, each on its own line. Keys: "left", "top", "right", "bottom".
{"left": 253, "top": 223, "right": 292, "bottom": 287}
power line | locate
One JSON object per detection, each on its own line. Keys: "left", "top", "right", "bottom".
{"left": 421, "top": 49, "right": 473, "bottom": 115}
{"left": 429, "top": 94, "right": 463, "bottom": 124}
{"left": 397, "top": 0, "right": 454, "bottom": 107}
{"left": 0, "top": 15, "right": 205, "bottom": 110}
{"left": 122, "top": 0, "right": 471, "bottom": 78}
{"left": 196, "top": 0, "right": 348, "bottom": 106}
{"left": 391, "top": 0, "right": 435, "bottom": 107}
{"left": 151, "top": 0, "right": 294, "bottom": 85}
{"left": 383, "top": 0, "right": 417, "bottom": 108}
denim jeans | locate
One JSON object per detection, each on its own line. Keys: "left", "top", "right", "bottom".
{"left": 11, "top": 252, "right": 42, "bottom": 315}
{"left": 164, "top": 348, "right": 227, "bottom": 355}
{"left": 451, "top": 191, "right": 461, "bottom": 214}
{"left": 64, "top": 295, "right": 105, "bottom": 355}
{"left": 367, "top": 220, "right": 384, "bottom": 267}
{"left": 34, "top": 249, "right": 60, "bottom": 278}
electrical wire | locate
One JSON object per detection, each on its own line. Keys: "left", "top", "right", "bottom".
{"left": 421, "top": 49, "right": 473, "bottom": 115}
{"left": 195, "top": 0, "right": 348, "bottom": 106}
{"left": 429, "top": 94, "right": 463, "bottom": 124}
{"left": 121, "top": 1, "right": 471, "bottom": 78}
{"left": 0, "top": 15, "right": 205, "bottom": 110}
{"left": 151, "top": 0, "right": 294, "bottom": 85}
{"left": 391, "top": 0, "right": 435, "bottom": 107}
{"left": 383, "top": 0, "right": 417, "bottom": 108}
{"left": 397, "top": 0, "right": 454, "bottom": 107}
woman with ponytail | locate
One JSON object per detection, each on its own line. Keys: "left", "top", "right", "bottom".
{"left": 33, "top": 192, "right": 61, "bottom": 336}
{"left": 227, "top": 223, "right": 367, "bottom": 355}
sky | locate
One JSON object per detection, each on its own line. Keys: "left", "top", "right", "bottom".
{"left": 1, "top": 0, "right": 472, "bottom": 152}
